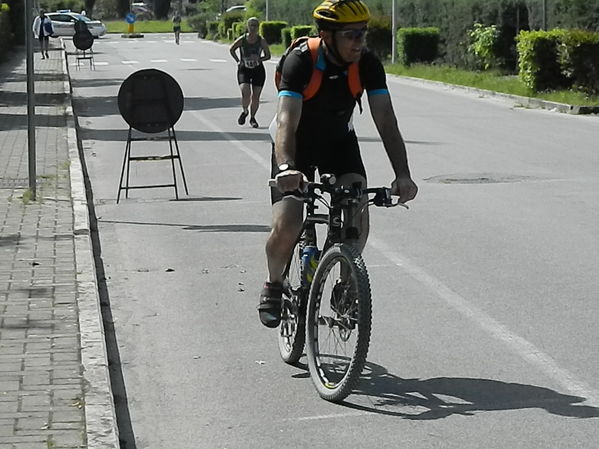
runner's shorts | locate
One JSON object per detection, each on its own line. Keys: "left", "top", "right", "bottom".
{"left": 237, "top": 65, "right": 266, "bottom": 87}
{"left": 270, "top": 130, "right": 367, "bottom": 204}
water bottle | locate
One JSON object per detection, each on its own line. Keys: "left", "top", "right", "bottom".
{"left": 301, "top": 246, "right": 320, "bottom": 286}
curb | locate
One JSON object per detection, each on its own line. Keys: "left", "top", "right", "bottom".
{"left": 388, "top": 74, "right": 599, "bottom": 115}
{"left": 61, "top": 46, "right": 121, "bottom": 449}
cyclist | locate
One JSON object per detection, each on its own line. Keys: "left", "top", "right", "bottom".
{"left": 229, "top": 17, "right": 271, "bottom": 128}
{"left": 258, "top": 0, "right": 418, "bottom": 328}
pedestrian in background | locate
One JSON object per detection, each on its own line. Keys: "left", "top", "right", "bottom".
{"left": 32, "top": 10, "right": 54, "bottom": 59}
{"left": 229, "top": 17, "right": 271, "bottom": 128}
{"left": 173, "top": 12, "right": 182, "bottom": 44}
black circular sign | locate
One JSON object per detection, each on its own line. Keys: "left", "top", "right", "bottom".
{"left": 73, "top": 30, "right": 94, "bottom": 51}
{"left": 74, "top": 19, "right": 89, "bottom": 33}
{"left": 118, "top": 69, "right": 184, "bottom": 134}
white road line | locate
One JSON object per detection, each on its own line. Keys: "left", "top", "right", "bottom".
{"left": 121, "top": 60, "right": 138, "bottom": 64}
{"left": 151, "top": 59, "right": 168, "bottom": 63}
{"left": 180, "top": 58, "right": 197, "bottom": 62}
{"left": 209, "top": 59, "right": 228, "bottom": 63}
{"left": 190, "top": 113, "right": 270, "bottom": 169}
{"left": 367, "top": 236, "right": 599, "bottom": 407}
{"left": 94, "top": 62, "right": 109, "bottom": 66}
{"left": 283, "top": 411, "right": 371, "bottom": 422}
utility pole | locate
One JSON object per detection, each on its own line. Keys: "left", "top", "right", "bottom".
{"left": 542, "top": 0, "right": 547, "bottom": 30}
{"left": 266, "top": 0, "right": 269, "bottom": 21}
{"left": 391, "top": 0, "right": 396, "bottom": 64}
{"left": 26, "top": 0, "right": 36, "bottom": 200}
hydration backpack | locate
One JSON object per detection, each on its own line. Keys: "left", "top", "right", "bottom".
{"left": 274, "top": 36, "right": 362, "bottom": 102}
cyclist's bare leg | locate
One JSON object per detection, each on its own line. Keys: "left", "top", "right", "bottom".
{"left": 336, "top": 173, "right": 369, "bottom": 253}
{"left": 266, "top": 198, "right": 304, "bottom": 283}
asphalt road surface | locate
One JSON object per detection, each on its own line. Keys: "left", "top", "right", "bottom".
{"left": 68, "top": 33, "right": 599, "bottom": 449}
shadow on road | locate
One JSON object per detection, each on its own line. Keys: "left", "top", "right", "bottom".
{"left": 99, "top": 219, "right": 271, "bottom": 233}
{"left": 341, "top": 361, "right": 599, "bottom": 419}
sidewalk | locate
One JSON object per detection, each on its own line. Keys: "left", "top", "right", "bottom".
{"left": 0, "top": 43, "right": 118, "bottom": 448}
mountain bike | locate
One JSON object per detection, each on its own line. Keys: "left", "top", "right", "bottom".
{"left": 272, "top": 173, "right": 406, "bottom": 402}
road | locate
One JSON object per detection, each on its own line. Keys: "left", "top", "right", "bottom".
{"left": 68, "top": 33, "right": 599, "bottom": 448}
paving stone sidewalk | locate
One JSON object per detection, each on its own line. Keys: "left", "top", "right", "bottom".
{"left": 0, "top": 45, "right": 118, "bottom": 449}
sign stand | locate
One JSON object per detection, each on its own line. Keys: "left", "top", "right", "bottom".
{"left": 116, "top": 69, "right": 188, "bottom": 203}
{"left": 73, "top": 21, "right": 95, "bottom": 70}
{"left": 122, "top": 12, "right": 144, "bottom": 38}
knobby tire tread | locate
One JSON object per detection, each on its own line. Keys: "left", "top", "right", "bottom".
{"left": 306, "top": 243, "right": 372, "bottom": 402}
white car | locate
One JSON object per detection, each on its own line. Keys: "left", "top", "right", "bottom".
{"left": 46, "top": 11, "right": 107, "bottom": 38}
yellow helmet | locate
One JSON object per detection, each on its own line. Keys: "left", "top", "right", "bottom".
{"left": 313, "top": 0, "right": 370, "bottom": 28}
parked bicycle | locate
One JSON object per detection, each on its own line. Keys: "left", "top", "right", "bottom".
{"left": 270, "top": 173, "right": 406, "bottom": 402}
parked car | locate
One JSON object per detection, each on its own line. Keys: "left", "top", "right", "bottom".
{"left": 46, "top": 11, "right": 107, "bottom": 37}
{"left": 225, "top": 5, "right": 247, "bottom": 13}
{"left": 131, "top": 3, "right": 154, "bottom": 20}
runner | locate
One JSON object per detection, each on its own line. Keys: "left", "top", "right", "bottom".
{"left": 229, "top": 17, "right": 271, "bottom": 128}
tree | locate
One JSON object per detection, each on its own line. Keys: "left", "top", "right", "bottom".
{"left": 154, "top": 0, "right": 172, "bottom": 19}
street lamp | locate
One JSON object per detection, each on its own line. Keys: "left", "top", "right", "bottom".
{"left": 266, "top": 0, "right": 269, "bottom": 21}
{"left": 542, "top": 0, "right": 547, "bottom": 30}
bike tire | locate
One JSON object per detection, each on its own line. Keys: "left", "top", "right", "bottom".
{"left": 305, "top": 243, "right": 372, "bottom": 402}
{"left": 278, "top": 240, "right": 306, "bottom": 364}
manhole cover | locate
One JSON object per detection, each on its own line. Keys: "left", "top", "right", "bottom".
{"left": 424, "top": 174, "right": 538, "bottom": 184}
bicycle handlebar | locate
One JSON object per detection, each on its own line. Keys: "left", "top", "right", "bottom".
{"left": 268, "top": 174, "right": 408, "bottom": 209}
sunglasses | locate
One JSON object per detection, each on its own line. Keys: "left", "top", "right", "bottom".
{"left": 337, "top": 27, "right": 368, "bottom": 40}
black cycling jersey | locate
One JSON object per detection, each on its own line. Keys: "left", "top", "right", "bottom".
{"left": 278, "top": 45, "right": 388, "bottom": 141}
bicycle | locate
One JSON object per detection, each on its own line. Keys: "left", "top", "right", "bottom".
{"left": 271, "top": 173, "right": 406, "bottom": 402}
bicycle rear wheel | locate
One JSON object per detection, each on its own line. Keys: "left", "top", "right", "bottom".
{"left": 278, "top": 240, "right": 307, "bottom": 364}
{"left": 305, "top": 243, "right": 372, "bottom": 402}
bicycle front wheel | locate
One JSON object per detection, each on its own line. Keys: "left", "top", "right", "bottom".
{"left": 305, "top": 243, "right": 372, "bottom": 402}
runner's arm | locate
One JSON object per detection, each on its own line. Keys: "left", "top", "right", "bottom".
{"left": 260, "top": 37, "right": 271, "bottom": 62}
{"left": 229, "top": 37, "right": 243, "bottom": 63}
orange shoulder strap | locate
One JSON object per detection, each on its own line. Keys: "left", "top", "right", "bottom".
{"left": 301, "top": 37, "right": 363, "bottom": 101}
{"left": 302, "top": 37, "right": 323, "bottom": 101}
{"left": 347, "top": 62, "right": 363, "bottom": 99}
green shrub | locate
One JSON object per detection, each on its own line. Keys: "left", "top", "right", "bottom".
{"left": 558, "top": 29, "right": 599, "bottom": 95}
{"left": 222, "top": 10, "right": 244, "bottom": 32}
{"left": 290, "top": 25, "right": 313, "bottom": 40}
{"left": 366, "top": 15, "right": 392, "bottom": 62}
{"left": 517, "top": 29, "right": 569, "bottom": 92}
{"left": 233, "top": 21, "right": 245, "bottom": 38}
{"left": 397, "top": 27, "right": 439, "bottom": 66}
{"left": 281, "top": 27, "right": 292, "bottom": 47}
{"left": 188, "top": 13, "right": 209, "bottom": 37}
{"left": 205, "top": 20, "right": 219, "bottom": 40}
{"left": 468, "top": 23, "right": 500, "bottom": 70}
{"left": 260, "top": 20, "right": 288, "bottom": 44}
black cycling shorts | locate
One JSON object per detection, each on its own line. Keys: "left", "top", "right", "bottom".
{"left": 237, "top": 64, "right": 266, "bottom": 87}
{"left": 270, "top": 130, "right": 366, "bottom": 204}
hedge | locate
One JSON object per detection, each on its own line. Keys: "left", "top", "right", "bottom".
{"left": 260, "top": 20, "right": 288, "bottom": 44}
{"left": 397, "top": 27, "right": 440, "bottom": 66}
{"left": 517, "top": 29, "right": 569, "bottom": 92}
{"left": 558, "top": 29, "right": 599, "bottom": 95}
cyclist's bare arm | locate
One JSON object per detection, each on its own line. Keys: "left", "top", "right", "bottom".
{"left": 274, "top": 95, "right": 304, "bottom": 193}
{"left": 368, "top": 93, "right": 418, "bottom": 203}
